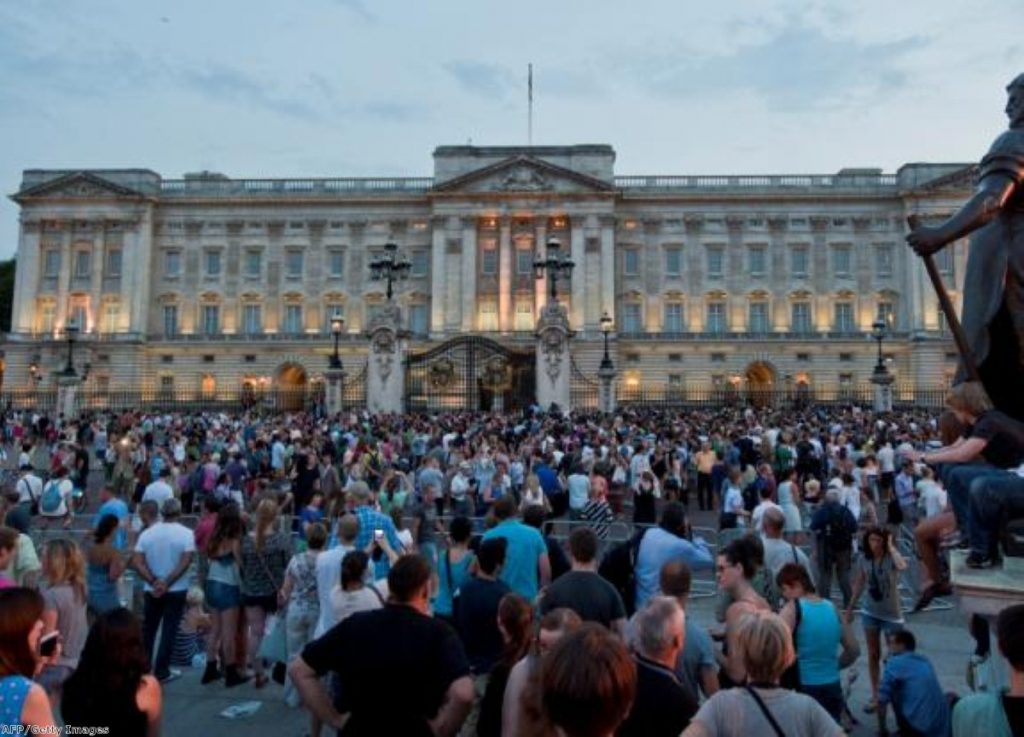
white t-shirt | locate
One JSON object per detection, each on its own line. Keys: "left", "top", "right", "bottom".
{"left": 314, "top": 543, "right": 354, "bottom": 638}
{"left": 752, "top": 500, "right": 783, "bottom": 534}
{"left": 39, "top": 478, "right": 74, "bottom": 518}
{"left": 142, "top": 480, "right": 175, "bottom": 509}
{"left": 917, "top": 481, "right": 948, "bottom": 519}
{"left": 878, "top": 446, "right": 895, "bottom": 474}
{"left": 16, "top": 474, "right": 42, "bottom": 505}
{"left": 134, "top": 522, "right": 195, "bottom": 593}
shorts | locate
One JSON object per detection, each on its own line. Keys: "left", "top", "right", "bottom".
{"left": 205, "top": 580, "right": 241, "bottom": 611}
{"left": 860, "top": 612, "right": 904, "bottom": 634}
{"left": 243, "top": 593, "right": 279, "bottom": 613}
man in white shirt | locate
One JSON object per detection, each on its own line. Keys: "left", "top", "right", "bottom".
{"left": 314, "top": 514, "right": 360, "bottom": 638}
{"left": 751, "top": 485, "right": 783, "bottom": 535}
{"left": 132, "top": 498, "right": 195, "bottom": 683}
{"left": 142, "top": 467, "right": 175, "bottom": 511}
{"left": 14, "top": 463, "right": 42, "bottom": 515}
{"left": 38, "top": 466, "right": 75, "bottom": 529}
{"left": 916, "top": 468, "right": 948, "bottom": 520}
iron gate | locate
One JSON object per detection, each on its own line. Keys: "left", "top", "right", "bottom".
{"left": 405, "top": 336, "right": 535, "bottom": 412}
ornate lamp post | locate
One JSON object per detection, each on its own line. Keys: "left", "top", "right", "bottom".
{"left": 599, "top": 311, "right": 614, "bottom": 370}
{"left": 533, "top": 237, "right": 575, "bottom": 304}
{"left": 369, "top": 242, "right": 412, "bottom": 301}
{"left": 329, "top": 311, "right": 345, "bottom": 370}
{"left": 597, "top": 311, "right": 616, "bottom": 412}
{"left": 61, "top": 318, "right": 80, "bottom": 377}
{"left": 871, "top": 315, "right": 894, "bottom": 411}
{"left": 872, "top": 317, "right": 888, "bottom": 377}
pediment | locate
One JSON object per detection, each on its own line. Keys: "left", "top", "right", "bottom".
{"left": 13, "top": 172, "right": 148, "bottom": 202}
{"left": 432, "top": 155, "right": 614, "bottom": 195}
{"left": 915, "top": 165, "right": 978, "bottom": 193}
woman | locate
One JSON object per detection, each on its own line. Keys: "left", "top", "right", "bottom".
{"left": 61, "top": 607, "right": 162, "bottom": 736}
{"left": 434, "top": 516, "right": 475, "bottom": 625}
{"left": 0, "top": 527, "right": 18, "bottom": 589}
{"left": 390, "top": 507, "right": 414, "bottom": 552}
{"left": 682, "top": 611, "right": 844, "bottom": 737}
{"left": 0, "top": 588, "right": 59, "bottom": 730}
{"left": 477, "top": 593, "right": 532, "bottom": 737}
{"left": 844, "top": 526, "right": 907, "bottom": 714}
{"left": 519, "top": 474, "right": 551, "bottom": 515}
{"left": 776, "top": 468, "right": 803, "bottom": 542}
{"left": 720, "top": 467, "right": 747, "bottom": 531}
{"left": 777, "top": 563, "right": 860, "bottom": 722}
{"left": 715, "top": 537, "right": 771, "bottom": 688}
{"left": 633, "top": 470, "right": 660, "bottom": 526}
{"left": 203, "top": 504, "right": 247, "bottom": 686}
{"left": 241, "top": 498, "right": 291, "bottom": 688}
{"left": 39, "top": 538, "right": 88, "bottom": 704}
{"left": 280, "top": 522, "right": 327, "bottom": 708}
{"left": 85, "top": 514, "right": 125, "bottom": 616}
{"left": 329, "top": 551, "right": 384, "bottom": 626}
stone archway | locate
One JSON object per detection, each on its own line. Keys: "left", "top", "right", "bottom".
{"left": 744, "top": 361, "right": 777, "bottom": 406}
{"left": 275, "top": 362, "right": 308, "bottom": 411}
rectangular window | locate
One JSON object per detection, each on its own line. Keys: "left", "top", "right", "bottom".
{"left": 622, "top": 303, "right": 642, "bottom": 333}
{"left": 481, "top": 247, "right": 498, "bottom": 275}
{"left": 749, "top": 302, "right": 769, "bottom": 333}
{"left": 44, "top": 250, "right": 60, "bottom": 278}
{"left": 205, "top": 250, "right": 221, "bottom": 277}
{"left": 876, "top": 244, "right": 894, "bottom": 277}
{"left": 201, "top": 305, "right": 219, "bottom": 335}
{"left": 323, "top": 304, "right": 344, "bottom": 332}
{"left": 74, "top": 250, "right": 91, "bottom": 279}
{"left": 833, "top": 245, "right": 852, "bottom": 276}
{"left": 165, "top": 251, "right": 181, "bottom": 277}
{"left": 791, "top": 247, "right": 808, "bottom": 277}
{"left": 664, "top": 248, "right": 682, "bottom": 276}
{"left": 163, "top": 305, "right": 178, "bottom": 336}
{"left": 878, "top": 301, "right": 896, "bottom": 328}
{"left": 706, "top": 302, "right": 726, "bottom": 333}
{"left": 791, "top": 302, "right": 812, "bottom": 333}
{"left": 160, "top": 375, "right": 175, "bottom": 393}
{"left": 366, "top": 303, "right": 382, "bottom": 326}
{"left": 834, "top": 302, "right": 854, "bottom": 332}
{"left": 102, "top": 303, "right": 119, "bottom": 333}
{"left": 408, "top": 304, "right": 429, "bottom": 335}
{"left": 242, "top": 304, "right": 262, "bottom": 334}
{"left": 706, "top": 247, "right": 724, "bottom": 278}
{"left": 411, "top": 251, "right": 429, "bottom": 277}
{"left": 286, "top": 250, "right": 304, "bottom": 279}
{"left": 105, "top": 249, "right": 122, "bottom": 278}
{"left": 40, "top": 303, "right": 56, "bottom": 333}
{"left": 516, "top": 249, "right": 533, "bottom": 275}
{"left": 748, "top": 246, "right": 766, "bottom": 276}
{"left": 624, "top": 250, "right": 640, "bottom": 276}
{"left": 69, "top": 305, "right": 87, "bottom": 332}
{"left": 663, "top": 303, "right": 684, "bottom": 333}
{"left": 479, "top": 302, "right": 498, "bottom": 331}
{"left": 328, "top": 251, "right": 344, "bottom": 278}
{"left": 514, "top": 302, "right": 533, "bottom": 331}
{"left": 284, "top": 304, "right": 303, "bottom": 334}
{"left": 245, "top": 250, "right": 262, "bottom": 278}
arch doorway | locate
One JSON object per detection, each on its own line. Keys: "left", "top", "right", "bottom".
{"left": 275, "top": 362, "right": 308, "bottom": 411}
{"left": 744, "top": 361, "right": 776, "bottom": 406}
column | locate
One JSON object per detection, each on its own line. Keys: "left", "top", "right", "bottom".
{"left": 460, "top": 217, "right": 477, "bottom": 332}
{"left": 570, "top": 217, "right": 585, "bottom": 329}
{"left": 90, "top": 222, "right": 104, "bottom": 333}
{"left": 498, "top": 217, "right": 512, "bottom": 332}
{"left": 430, "top": 216, "right": 447, "bottom": 335}
{"left": 643, "top": 219, "right": 662, "bottom": 331}
{"left": 534, "top": 219, "right": 548, "bottom": 311}
{"left": 128, "top": 208, "right": 155, "bottom": 336}
{"left": 12, "top": 219, "right": 41, "bottom": 333}
{"left": 599, "top": 216, "right": 615, "bottom": 320}
{"left": 56, "top": 223, "right": 72, "bottom": 328}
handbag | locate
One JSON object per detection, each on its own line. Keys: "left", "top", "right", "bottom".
{"left": 258, "top": 614, "right": 288, "bottom": 663}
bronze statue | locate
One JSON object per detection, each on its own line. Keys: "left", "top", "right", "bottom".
{"left": 907, "top": 73, "right": 1024, "bottom": 421}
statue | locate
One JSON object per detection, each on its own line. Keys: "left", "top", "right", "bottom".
{"left": 907, "top": 73, "right": 1024, "bottom": 421}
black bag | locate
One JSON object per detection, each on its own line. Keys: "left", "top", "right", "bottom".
{"left": 719, "top": 512, "right": 738, "bottom": 530}
{"left": 822, "top": 505, "right": 855, "bottom": 559}
{"left": 598, "top": 529, "right": 646, "bottom": 616}
{"left": 887, "top": 495, "right": 904, "bottom": 526}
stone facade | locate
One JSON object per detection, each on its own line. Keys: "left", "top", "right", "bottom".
{"left": 5, "top": 145, "right": 971, "bottom": 401}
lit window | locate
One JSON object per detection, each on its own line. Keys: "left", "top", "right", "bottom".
{"left": 103, "top": 303, "right": 119, "bottom": 333}
{"left": 622, "top": 303, "right": 642, "bottom": 333}
{"left": 706, "top": 302, "right": 726, "bottom": 333}
{"left": 478, "top": 302, "right": 498, "bottom": 331}
{"left": 749, "top": 302, "right": 769, "bottom": 333}
{"left": 514, "top": 302, "right": 533, "bottom": 330}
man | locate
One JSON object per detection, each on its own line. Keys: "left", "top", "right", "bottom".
{"left": 634, "top": 501, "right": 713, "bottom": 611}
{"left": 894, "top": 460, "right": 918, "bottom": 528}
{"left": 751, "top": 483, "right": 782, "bottom": 535}
{"left": 618, "top": 596, "right": 698, "bottom": 737}
{"left": 455, "top": 538, "right": 511, "bottom": 674}
{"left": 14, "top": 463, "right": 42, "bottom": 521}
{"left": 656, "top": 560, "right": 719, "bottom": 701}
{"left": 349, "top": 481, "right": 404, "bottom": 575}
{"left": 142, "top": 466, "right": 175, "bottom": 510}
{"left": 291, "top": 555, "right": 474, "bottom": 737}
{"left": 37, "top": 465, "right": 74, "bottom": 530}
{"left": 566, "top": 463, "right": 591, "bottom": 519}
{"left": 809, "top": 488, "right": 858, "bottom": 607}
{"left": 315, "top": 514, "right": 360, "bottom": 638}
{"left": 450, "top": 462, "right": 473, "bottom": 517}
{"left": 953, "top": 603, "right": 1024, "bottom": 737}
{"left": 481, "top": 497, "right": 550, "bottom": 600}
{"left": 695, "top": 440, "right": 716, "bottom": 512}
{"left": 540, "top": 527, "right": 626, "bottom": 634}
{"left": 877, "top": 630, "right": 950, "bottom": 737}
{"left": 132, "top": 498, "right": 195, "bottom": 683}
{"left": 93, "top": 485, "right": 130, "bottom": 550}
{"left": 0, "top": 495, "right": 40, "bottom": 588}
{"left": 523, "top": 504, "right": 570, "bottom": 581}
{"left": 761, "top": 508, "right": 814, "bottom": 596}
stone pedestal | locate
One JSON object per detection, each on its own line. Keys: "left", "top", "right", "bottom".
{"left": 871, "top": 369, "right": 894, "bottom": 412}
{"left": 366, "top": 304, "right": 405, "bottom": 415}
{"left": 325, "top": 367, "right": 345, "bottom": 416}
{"left": 56, "top": 373, "right": 82, "bottom": 420}
{"left": 535, "top": 303, "right": 573, "bottom": 411}
{"left": 598, "top": 364, "right": 617, "bottom": 414}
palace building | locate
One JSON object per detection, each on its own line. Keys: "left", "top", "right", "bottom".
{"left": 5, "top": 144, "right": 972, "bottom": 408}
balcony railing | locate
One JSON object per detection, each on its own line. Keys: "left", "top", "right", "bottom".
{"left": 160, "top": 177, "right": 434, "bottom": 197}
{"left": 616, "top": 330, "right": 912, "bottom": 341}
{"left": 614, "top": 174, "right": 898, "bottom": 191}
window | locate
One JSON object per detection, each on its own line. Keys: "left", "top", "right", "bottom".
{"left": 284, "top": 304, "right": 303, "bottom": 334}
{"left": 69, "top": 305, "right": 87, "bottom": 332}
{"left": 834, "top": 302, "right": 854, "bottom": 332}
{"left": 102, "top": 303, "right": 119, "bottom": 333}
{"left": 366, "top": 303, "right": 382, "bottom": 326}
{"left": 286, "top": 250, "right": 304, "bottom": 279}
{"left": 160, "top": 375, "right": 174, "bottom": 394}
{"left": 668, "top": 374, "right": 682, "bottom": 389}
{"left": 706, "top": 302, "right": 726, "bottom": 333}
{"left": 205, "top": 250, "right": 221, "bottom": 277}
{"left": 408, "top": 304, "right": 429, "bottom": 336}
{"left": 663, "top": 303, "right": 684, "bottom": 333}
{"left": 876, "top": 245, "right": 894, "bottom": 277}
{"left": 328, "top": 251, "right": 344, "bottom": 278}
{"left": 481, "top": 247, "right": 498, "bottom": 275}
{"left": 163, "top": 305, "right": 178, "bottom": 336}
{"left": 748, "top": 246, "right": 766, "bottom": 276}
{"left": 242, "top": 304, "right": 262, "bottom": 334}
{"left": 164, "top": 251, "right": 181, "bottom": 277}
{"left": 44, "top": 250, "right": 60, "bottom": 277}
{"left": 161, "top": 355, "right": 174, "bottom": 364}
{"left": 245, "top": 250, "right": 262, "bottom": 278}
{"left": 105, "top": 249, "right": 122, "bottom": 278}
{"left": 622, "top": 303, "right": 642, "bottom": 333}
{"left": 74, "top": 250, "right": 91, "bottom": 279}
{"left": 878, "top": 301, "right": 896, "bottom": 328}
{"left": 833, "top": 245, "right": 852, "bottom": 276}
{"left": 791, "top": 302, "right": 812, "bottom": 333}
{"left": 624, "top": 250, "right": 640, "bottom": 276}
{"left": 514, "top": 302, "right": 533, "bottom": 331}
{"left": 479, "top": 302, "right": 498, "bottom": 331}
{"left": 323, "top": 304, "right": 344, "bottom": 332}
{"left": 201, "top": 305, "right": 219, "bottom": 335}
{"left": 40, "top": 303, "right": 56, "bottom": 333}
{"left": 749, "top": 302, "right": 769, "bottom": 333}
{"left": 411, "top": 251, "right": 429, "bottom": 277}
{"left": 516, "top": 249, "right": 533, "bottom": 275}
{"left": 791, "top": 247, "right": 808, "bottom": 277}
{"left": 665, "top": 248, "right": 682, "bottom": 276}
{"left": 706, "top": 247, "right": 724, "bottom": 278}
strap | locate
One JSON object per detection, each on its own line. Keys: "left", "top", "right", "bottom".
{"left": 744, "top": 685, "right": 787, "bottom": 737}
{"left": 367, "top": 583, "right": 385, "bottom": 605}
{"left": 20, "top": 477, "right": 36, "bottom": 503}
{"left": 791, "top": 544, "right": 799, "bottom": 564}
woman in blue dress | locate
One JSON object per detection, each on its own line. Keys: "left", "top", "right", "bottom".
{"left": 0, "top": 588, "right": 59, "bottom": 730}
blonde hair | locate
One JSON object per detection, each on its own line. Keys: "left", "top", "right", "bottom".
{"left": 43, "top": 538, "right": 87, "bottom": 603}
{"left": 947, "top": 381, "right": 993, "bottom": 417}
{"left": 253, "top": 498, "right": 280, "bottom": 552}
{"left": 525, "top": 474, "right": 541, "bottom": 494}
{"left": 736, "top": 610, "right": 794, "bottom": 683}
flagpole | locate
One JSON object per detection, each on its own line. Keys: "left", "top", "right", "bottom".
{"left": 528, "top": 63, "right": 533, "bottom": 146}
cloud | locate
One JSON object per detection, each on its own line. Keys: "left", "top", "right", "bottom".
{"left": 444, "top": 60, "right": 519, "bottom": 98}
{"left": 177, "top": 63, "right": 323, "bottom": 122}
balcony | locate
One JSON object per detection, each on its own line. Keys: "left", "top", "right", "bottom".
{"left": 160, "top": 177, "right": 434, "bottom": 199}
{"left": 614, "top": 173, "right": 898, "bottom": 193}
{"left": 616, "top": 330, "right": 912, "bottom": 341}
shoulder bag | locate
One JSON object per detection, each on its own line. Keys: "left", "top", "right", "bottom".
{"left": 744, "top": 685, "right": 787, "bottom": 737}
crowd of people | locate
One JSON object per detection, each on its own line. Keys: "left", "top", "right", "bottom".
{"left": 0, "top": 382, "right": 1023, "bottom": 735}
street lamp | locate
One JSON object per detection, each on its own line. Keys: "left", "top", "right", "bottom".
{"left": 533, "top": 237, "right": 575, "bottom": 303}
{"left": 599, "top": 311, "right": 614, "bottom": 370}
{"left": 61, "top": 318, "right": 80, "bottom": 377}
{"left": 369, "top": 242, "right": 412, "bottom": 301}
{"left": 329, "top": 311, "right": 345, "bottom": 370}
{"left": 872, "top": 317, "right": 888, "bottom": 376}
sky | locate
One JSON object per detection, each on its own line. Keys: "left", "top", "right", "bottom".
{"left": 1, "top": 0, "right": 1022, "bottom": 259}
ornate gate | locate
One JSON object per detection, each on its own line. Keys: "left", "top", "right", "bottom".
{"left": 405, "top": 336, "right": 535, "bottom": 412}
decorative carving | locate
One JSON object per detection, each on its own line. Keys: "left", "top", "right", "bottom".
{"left": 495, "top": 165, "right": 549, "bottom": 192}
{"left": 429, "top": 358, "right": 455, "bottom": 388}
{"left": 767, "top": 216, "right": 788, "bottom": 232}
{"left": 809, "top": 216, "right": 830, "bottom": 232}
{"left": 184, "top": 221, "right": 204, "bottom": 236}
{"left": 480, "top": 356, "right": 512, "bottom": 391}
{"left": 535, "top": 303, "right": 573, "bottom": 385}
{"left": 683, "top": 215, "right": 704, "bottom": 233}
{"left": 267, "top": 221, "right": 286, "bottom": 238}
{"left": 852, "top": 216, "right": 872, "bottom": 232}
{"left": 226, "top": 220, "right": 245, "bottom": 235}
{"left": 725, "top": 215, "right": 745, "bottom": 231}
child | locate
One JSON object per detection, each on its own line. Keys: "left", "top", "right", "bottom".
{"left": 172, "top": 587, "right": 212, "bottom": 668}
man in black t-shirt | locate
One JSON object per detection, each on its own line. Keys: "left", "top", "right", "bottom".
{"left": 539, "top": 527, "right": 626, "bottom": 635}
{"left": 291, "top": 555, "right": 473, "bottom": 737}
{"left": 455, "top": 537, "right": 511, "bottom": 674}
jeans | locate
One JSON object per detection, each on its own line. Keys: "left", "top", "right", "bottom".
{"left": 967, "top": 472, "right": 1024, "bottom": 556}
{"left": 815, "top": 548, "right": 853, "bottom": 608}
{"left": 941, "top": 463, "right": 1008, "bottom": 530}
{"left": 800, "top": 681, "right": 845, "bottom": 722}
{"left": 143, "top": 590, "right": 188, "bottom": 679}
{"left": 697, "top": 472, "right": 712, "bottom": 511}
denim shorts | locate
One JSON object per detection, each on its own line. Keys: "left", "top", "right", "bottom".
{"left": 861, "top": 612, "right": 904, "bottom": 634}
{"left": 205, "top": 580, "right": 241, "bottom": 611}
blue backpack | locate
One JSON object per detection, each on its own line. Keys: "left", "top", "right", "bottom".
{"left": 40, "top": 480, "right": 63, "bottom": 514}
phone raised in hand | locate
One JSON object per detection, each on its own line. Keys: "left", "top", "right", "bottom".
{"left": 38, "top": 631, "right": 59, "bottom": 658}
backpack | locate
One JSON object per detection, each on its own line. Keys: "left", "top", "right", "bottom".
{"left": 598, "top": 529, "right": 646, "bottom": 616}
{"left": 822, "top": 504, "right": 855, "bottom": 559}
{"left": 40, "top": 480, "right": 63, "bottom": 515}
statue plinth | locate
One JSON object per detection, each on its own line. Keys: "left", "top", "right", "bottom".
{"left": 324, "top": 368, "right": 346, "bottom": 416}
{"left": 871, "top": 369, "right": 894, "bottom": 412}
{"left": 365, "top": 304, "right": 405, "bottom": 415}
{"left": 56, "top": 373, "right": 82, "bottom": 420}
{"left": 598, "top": 364, "right": 617, "bottom": 414}
{"left": 535, "top": 303, "right": 574, "bottom": 411}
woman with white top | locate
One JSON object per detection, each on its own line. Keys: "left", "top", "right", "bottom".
{"left": 776, "top": 468, "right": 804, "bottom": 542}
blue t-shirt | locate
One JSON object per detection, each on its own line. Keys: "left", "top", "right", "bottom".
{"left": 795, "top": 598, "right": 842, "bottom": 686}
{"left": 482, "top": 520, "right": 547, "bottom": 600}
{"left": 93, "top": 498, "right": 129, "bottom": 550}
{"left": 299, "top": 506, "right": 325, "bottom": 539}
{"left": 879, "top": 652, "right": 950, "bottom": 736}
{"left": 535, "top": 465, "right": 560, "bottom": 496}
